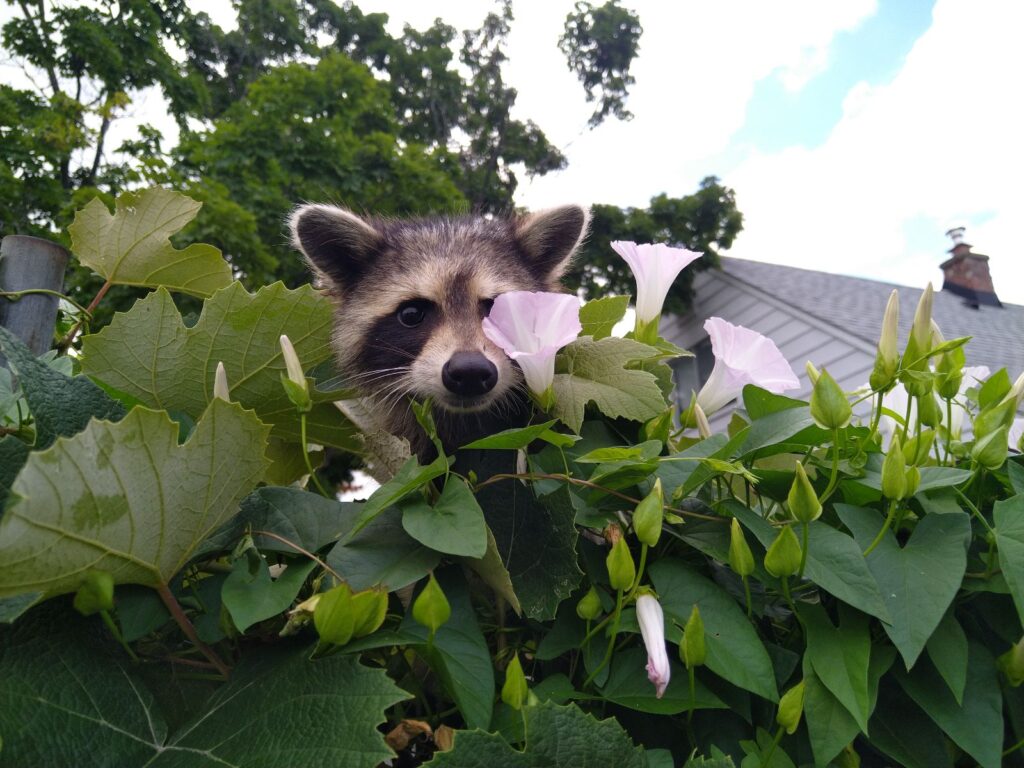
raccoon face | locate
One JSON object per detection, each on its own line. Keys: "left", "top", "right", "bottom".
{"left": 288, "top": 204, "right": 589, "bottom": 429}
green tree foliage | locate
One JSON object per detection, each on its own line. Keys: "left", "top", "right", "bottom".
{"left": 559, "top": 0, "right": 643, "bottom": 127}
{"left": 567, "top": 177, "right": 745, "bottom": 313}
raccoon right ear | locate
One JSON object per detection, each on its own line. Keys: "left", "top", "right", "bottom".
{"left": 289, "top": 204, "right": 383, "bottom": 288}
{"left": 514, "top": 204, "right": 590, "bottom": 282}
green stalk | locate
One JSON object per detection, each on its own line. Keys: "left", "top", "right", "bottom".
{"left": 760, "top": 725, "right": 785, "bottom": 767}
{"left": 300, "top": 412, "right": 331, "bottom": 497}
{"left": 797, "top": 522, "right": 810, "bottom": 579}
{"left": 687, "top": 666, "right": 696, "bottom": 724}
{"left": 863, "top": 499, "right": 899, "bottom": 556}
{"left": 742, "top": 575, "right": 752, "bottom": 619}
{"left": 100, "top": 610, "right": 138, "bottom": 662}
{"left": 583, "top": 588, "right": 623, "bottom": 688}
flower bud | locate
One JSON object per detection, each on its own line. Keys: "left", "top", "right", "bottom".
{"left": 314, "top": 583, "right": 355, "bottom": 646}
{"left": 501, "top": 652, "right": 529, "bottom": 710}
{"left": 73, "top": 570, "right": 115, "bottom": 616}
{"left": 576, "top": 586, "right": 603, "bottom": 621}
{"left": 972, "top": 426, "right": 1009, "bottom": 471}
{"left": 213, "top": 361, "right": 231, "bottom": 401}
{"left": 999, "top": 636, "right": 1024, "bottom": 687}
{"left": 279, "top": 334, "right": 312, "bottom": 412}
{"left": 870, "top": 290, "right": 900, "bottom": 391}
{"left": 637, "top": 593, "right": 671, "bottom": 698}
{"left": 882, "top": 435, "right": 908, "bottom": 500}
{"left": 764, "top": 525, "right": 802, "bottom": 578}
{"left": 787, "top": 463, "right": 821, "bottom": 524}
{"left": 900, "top": 368, "right": 934, "bottom": 398}
{"left": 642, "top": 409, "right": 674, "bottom": 445}
{"left": 975, "top": 398, "right": 1017, "bottom": 440}
{"left": 917, "top": 393, "right": 941, "bottom": 428}
{"left": 907, "top": 283, "right": 934, "bottom": 362}
{"left": 935, "top": 343, "right": 966, "bottom": 400}
{"left": 1004, "top": 372, "right": 1024, "bottom": 409}
{"left": 680, "top": 604, "right": 706, "bottom": 669}
{"left": 728, "top": 518, "right": 755, "bottom": 577}
{"left": 694, "top": 401, "right": 713, "bottom": 439}
{"left": 903, "top": 429, "right": 935, "bottom": 466}
{"left": 350, "top": 588, "right": 388, "bottom": 638}
{"left": 606, "top": 537, "right": 636, "bottom": 591}
{"left": 810, "top": 368, "right": 852, "bottom": 430}
{"left": 777, "top": 680, "right": 806, "bottom": 734}
{"left": 412, "top": 573, "right": 451, "bottom": 634}
{"left": 633, "top": 478, "right": 664, "bottom": 547}
{"left": 805, "top": 360, "right": 821, "bottom": 386}
{"left": 904, "top": 464, "right": 920, "bottom": 498}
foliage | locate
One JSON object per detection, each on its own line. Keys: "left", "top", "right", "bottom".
{"left": 8, "top": 191, "right": 1022, "bottom": 764}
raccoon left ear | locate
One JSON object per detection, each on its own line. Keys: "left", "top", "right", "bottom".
{"left": 515, "top": 205, "right": 590, "bottom": 282}
{"left": 289, "top": 204, "right": 383, "bottom": 289}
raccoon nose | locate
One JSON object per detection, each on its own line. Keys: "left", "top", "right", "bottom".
{"left": 442, "top": 352, "right": 498, "bottom": 397}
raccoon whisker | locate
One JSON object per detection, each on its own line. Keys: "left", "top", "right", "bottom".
{"left": 345, "top": 368, "right": 410, "bottom": 386}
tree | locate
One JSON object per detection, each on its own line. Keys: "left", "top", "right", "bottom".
{"left": 559, "top": 0, "right": 642, "bottom": 127}
{"left": 565, "top": 177, "right": 744, "bottom": 314}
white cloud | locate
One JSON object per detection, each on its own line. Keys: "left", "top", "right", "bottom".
{"left": 723, "top": 0, "right": 1024, "bottom": 304}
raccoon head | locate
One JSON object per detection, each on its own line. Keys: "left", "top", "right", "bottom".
{"left": 288, "top": 204, "right": 589, "bottom": 442}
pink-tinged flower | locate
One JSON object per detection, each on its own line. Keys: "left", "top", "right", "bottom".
{"left": 482, "top": 291, "right": 581, "bottom": 402}
{"left": 612, "top": 241, "right": 702, "bottom": 343}
{"left": 636, "top": 594, "right": 670, "bottom": 699}
{"left": 696, "top": 318, "right": 800, "bottom": 415}
{"left": 1010, "top": 417, "right": 1024, "bottom": 453}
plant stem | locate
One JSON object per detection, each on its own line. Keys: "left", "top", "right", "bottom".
{"left": 251, "top": 529, "right": 344, "bottom": 580}
{"left": 742, "top": 575, "right": 752, "bottom": 619}
{"left": 628, "top": 544, "right": 648, "bottom": 598}
{"left": 863, "top": 499, "right": 899, "bottom": 556}
{"left": 155, "top": 582, "right": 230, "bottom": 679}
{"left": 954, "top": 487, "right": 996, "bottom": 537}
{"left": 0, "top": 288, "right": 93, "bottom": 318}
{"left": 584, "top": 588, "right": 623, "bottom": 688}
{"left": 100, "top": 610, "right": 138, "bottom": 662}
{"left": 943, "top": 397, "right": 954, "bottom": 464}
{"left": 779, "top": 576, "right": 798, "bottom": 617}
{"left": 300, "top": 413, "right": 331, "bottom": 497}
{"left": 687, "top": 666, "right": 696, "bottom": 724}
{"left": 899, "top": 396, "right": 913, "bottom": 444}
{"left": 797, "top": 522, "right": 809, "bottom": 579}
{"left": 761, "top": 725, "right": 785, "bottom": 767}
{"left": 57, "top": 279, "right": 111, "bottom": 351}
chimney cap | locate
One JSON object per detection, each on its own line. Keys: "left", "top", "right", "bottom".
{"left": 945, "top": 226, "right": 967, "bottom": 246}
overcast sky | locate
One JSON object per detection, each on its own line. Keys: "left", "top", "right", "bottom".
{"left": 6, "top": 0, "right": 1023, "bottom": 304}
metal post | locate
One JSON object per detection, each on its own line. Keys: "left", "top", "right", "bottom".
{"left": 0, "top": 235, "right": 70, "bottom": 360}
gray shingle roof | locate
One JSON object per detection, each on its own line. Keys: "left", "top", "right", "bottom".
{"left": 716, "top": 257, "right": 1024, "bottom": 378}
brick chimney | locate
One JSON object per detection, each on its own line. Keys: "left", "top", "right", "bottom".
{"left": 940, "top": 227, "right": 1001, "bottom": 308}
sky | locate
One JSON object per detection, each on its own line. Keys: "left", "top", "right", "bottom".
{"left": 4, "top": 0, "right": 1022, "bottom": 304}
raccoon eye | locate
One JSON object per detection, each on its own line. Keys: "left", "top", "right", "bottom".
{"left": 397, "top": 300, "right": 429, "bottom": 327}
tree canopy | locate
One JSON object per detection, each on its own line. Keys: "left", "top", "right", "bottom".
{"left": 1, "top": 0, "right": 742, "bottom": 310}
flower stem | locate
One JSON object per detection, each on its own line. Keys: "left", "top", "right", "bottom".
{"left": 155, "top": 582, "right": 230, "bottom": 679}
{"left": 687, "top": 666, "right": 696, "bottom": 724}
{"left": 797, "top": 522, "right": 810, "bottom": 579}
{"left": 818, "top": 429, "right": 842, "bottom": 504}
{"left": 742, "top": 575, "right": 752, "bottom": 619}
{"left": 583, "top": 588, "right": 623, "bottom": 688}
{"left": 863, "top": 499, "right": 899, "bottom": 556}
{"left": 300, "top": 412, "right": 331, "bottom": 497}
{"left": 629, "top": 544, "right": 649, "bottom": 598}
{"left": 100, "top": 610, "right": 138, "bottom": 662}
{"left": 760, "top": 725, "right": 785, "bottom": 767}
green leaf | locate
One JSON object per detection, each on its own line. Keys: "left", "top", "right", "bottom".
{"left": 401, "top": 476, "right": 487, "bottom": 558}
{"left": 68, "top": 186, "right": 231, "bottom": 297}
{"left": 474, "top": 461, "right": 582, "bottom": 620}
{"left": 348, "top": 454, "right": 448, "bottom": 538}
{"left": 801, "top": 603, "right": 871, "bottom": 731}
{"left": 551, "top": 336, "right": 665, "bottom": 432}
{"left": 81, "top": 282, "right": 357, "bottom": 450}
{"left": 742, "top": 385, "right": 806, "bottom": 418}
{"left": 739, "top": 405, "right": 827, "bottom": 458}
{"left": 650, "top": 559, "right": 778, "bottom": 702}
{"left": 460, "top": 420, "right": 559, "bottom": 449}
{"left": 869, "top": 680, "right": 953, "bottom": 768}
{"left": 221, "top": 557, "right": 316, "bottom": 633}
{"left": 0, "top": 400, "right": 269, "bottom": 597}
{"left": 729, "top": 502, "right": 889, "bottom": 622}
{"left": 837, "top": 504, "right": 970, "bottom": 667}
{"left": 326, "top": 506, "right": 441, "bottom": 592}
{"left": 926, "top": 608, "right": 968, "bottom": 705}
{"left": 426, "top": 700, "right": 647, "bottom": 767}
{"left": 978, "top": 368, "right": 1011, "bottom": 408}
{"left": 600, "top": 647, "right": 726, "bottom": 714}
{"left": 0, "top": 436, "right": 30, "bottom": 513}
{"left": 894, "top": 643, "right": 1003, "bottom": 768}
{"left": 0, "top": 326, "right": 126, "bottom": 450}
{"left": 460, "top": 526, "right": 522, "bottom": 616}
{"left": 403, "top": 569, "right": 494, "bottom": 731}
{"left": 579, "top": 295, "right": 630, "bottom": 339}
{"left": 1008, "top": 461, "right": 1024, "bottom": 495}
{"left": 994, "top": 494, "right": 1024, "bottom": 628}
{"left": 0, "top": 608, "right": 407, "bottom": 767}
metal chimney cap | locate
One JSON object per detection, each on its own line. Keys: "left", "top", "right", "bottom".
{"left": 945, "top": 226, "right": 966, "bottom": 246}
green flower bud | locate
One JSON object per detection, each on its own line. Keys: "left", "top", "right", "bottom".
{"left": 903, "top": 429, "right": 935, "bottom": 466}
{"left": 213, "top": 361, "right": 231, "bottom": 401}
{"left": 412, "top": 573, "right": 451, "bottom": 634}
{"left": 904, "top": 465, "right": 920, "bottom": 498}
{"left": 680, "top": 604, "right": 706, "bottom": 669}
{"left": 764, "top": 525, "right": 802, "bottom": 578}
{"left": 805, "top": 360, "right": 821, "bottom": 386}
{"left": 935, "top": 343, "right": 966, "bottom": 399}
{"left": 350, "top": 588, "right": 388, "bottom": 638}
{"left": 314, "top": 583, "right": 355, "bottom": 646}
{"left": 642, "top": 409, "right": 674, "bottom": 445}
{"left": 501, "top": 652, "right": 529, "bottom": 710}
{"left": 900, "top": 368, "right": 934, "bottom": 398}
{"left": 917, "top": 393, "right": 942, "bottom": 428}
{"left": 870, "top": 289, "right": 900, "bottom": 391}
{"left": 999, "top": 636, "right": 1024, "bottom": 687}
{"left": 279, "top": 334, "right": 312, "bottom": 412}
{"left": 810, "top": 368, "right": 852, "bottom": 430}
{"left": 835, "top": 744, "right": 861, "bottom": 768}
{"left": 972, "top": 426, "right": 1009, "bottom": 471}
{"left": 606, "top": 537, "right": 636, "bottom": 591}
{"left": 787, "top": 462, "right": 822, "bottom": 524}
{"left": 576, "top": 586, "right": 603, "bottom": 621}
{"left": 728, "top": 518, "right": 755, "bottom": 577}
{"left": 73, "top": 570, "right": 115, "bottom": 616}
{"left": 693, "top": 401, "right": 713, "bottom": 439}
{"left": 633, "top": 478, "right": 664, "bottom": 547}
{"left": 882, "top": 435, "right": 908, "bottom": 500}
{"left": 975, "top": 398, "right": 1017, "bottom": 440}
{"left": 906, "top": 283, "right": 934, "bottom": 363}
{"left": 777, "top": 680, "right": 806, "bottom": 735}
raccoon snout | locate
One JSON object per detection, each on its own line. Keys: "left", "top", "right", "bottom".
{"left": 441, "top": 352, "right": 498, "bottom": 397}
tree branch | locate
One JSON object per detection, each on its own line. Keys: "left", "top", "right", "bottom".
{"left": 16, "top": 0, "right": 60, "bottom": 96}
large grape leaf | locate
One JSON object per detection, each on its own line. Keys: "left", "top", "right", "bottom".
{"left": 68, "top": 186, "right": 231, "bottom": 297}
{"left": 0, "top": 400, "right": 269, "bottom": 598}
{"left": 0, "top": 608, "right": 407, "bottom": 767}
{"left": 81, "top": 282, "right": 358, "bottom": 450}
{"left": 426, "top": 701, "right": 647, "bottom": 767}
{"left": 551, "top": 336, "right": 665, "bottom": 432}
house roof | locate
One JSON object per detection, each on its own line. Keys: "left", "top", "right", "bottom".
{"left": 713, "top": 257, "right": 1024, "bottom": 378}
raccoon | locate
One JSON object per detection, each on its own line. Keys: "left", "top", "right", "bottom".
{"left": 288, "top": 204, "right": 589, "bottom": 460}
